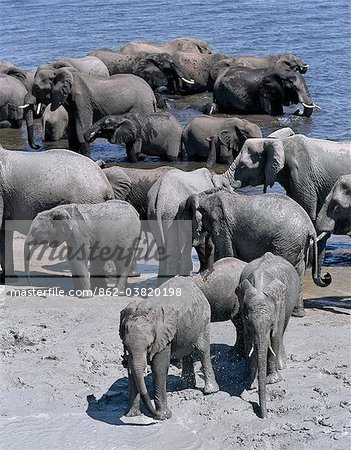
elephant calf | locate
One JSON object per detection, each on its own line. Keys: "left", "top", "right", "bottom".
{"left": 84, "top": 112, "right": 183, "bottom": 162}
{"left": 236, "top": 253, "right": 300, "bottom": 419}
{"left": 24, "top": 200, "right": 141, "bottom": 294}
{"left": 119, "top": 276, "right": 219, "bottom": 420}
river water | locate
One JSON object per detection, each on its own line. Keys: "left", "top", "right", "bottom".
{"left": 0, "top": 0, "right": 350, "bottom": 268}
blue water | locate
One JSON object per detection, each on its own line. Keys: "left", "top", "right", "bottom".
{"left": 0, "top": 0, "right": 350, "bottom": 266}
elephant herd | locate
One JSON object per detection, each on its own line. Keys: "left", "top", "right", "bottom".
{"left": 0, "top": 37, "right": 350, "bottom": 421}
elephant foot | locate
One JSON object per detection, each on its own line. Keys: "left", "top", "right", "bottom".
{"left": 125, "top": 407, "right": 142, "bottom": 417}
{"left": 154, "top": 408, "right": 172, "bottom": 421}
{"left": 292, "top": 306, "right": 305, "bottom": 318}
{"left": 277, "top": 356, "right": 287, "bottom": 371}
{"left": 128, "top": 269, "right": 141, "bottom": 278}
{"left": 266, "top": 371, "right": 283, "bottom": 385}
{"left": 203, "top": 380, "right": 219, "bottom": 395}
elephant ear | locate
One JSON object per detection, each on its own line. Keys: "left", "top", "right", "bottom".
{"left": 119, "top": 301, "right": 138, "bottom": 340}
{"left": 51, "top": 68, "right": 74, "bottom": 111}
{"left": 260, "top": 72, "right": 283, "bottom": 101}
{"left": 149, "top": 306, "right": 177, "bottom": 359}
{"left": 263, "top": 279, "right": 286, "bottom": 336}
{"left": 236, "top": 279, "right": 257, "bottom": 305}
{"left": 218, "top": 128, "right": 237, "bottom": 151}
{"left": 110, "top": 119, "right": 138, "bottom": 144}
{"left": 264, "top": 139, "right": 285, "bottom": 192}
{"left": 184, "top": 194, "right": 202, "bottom": 244}
{"left": 6, "top": 67, "right": 28, "bottom": 83}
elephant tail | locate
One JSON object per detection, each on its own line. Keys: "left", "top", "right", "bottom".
{"left": 310, "top": 233, "right": 332, "bottom": 287}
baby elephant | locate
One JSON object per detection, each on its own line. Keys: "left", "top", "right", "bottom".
{"left": 84, "top": 111, "right": 183, "bottom": 162}
{"left": 119, "top": 276, "right": 219, "bottom": 420}
{"left": 236, "top": 252, "right": 300, "bottom": 419}
{"left": 24, "top": 200, "right": 141, "bottom": 294}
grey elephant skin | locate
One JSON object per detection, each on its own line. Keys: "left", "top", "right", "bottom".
{"left": 0, "top": 60, "right": 34, "bottom": 92}
{"left": 119, "top": 37, "right": 212, "bottom": 55}
{"left": 193, "top": 257, "right": 247, "bottom": 356}
{"left": 24, "top": 201, "right": 140, "bottom": 294}
{"left": 119, "top": 276, "right": 219, "bottom": 420}
{"left": 183, "top": 116, "right": 262, "bottom": 164}
{"left": 42, "top": 104, "right": 68, "bottom": 141}
{"left": 230, "top": 135, "right": 351, "bottom": 222}
{"left": 0, "top": 146, "right": 114, "bottom": 280}
{"left": 232, "top": 54, "right": 309, "bottom": 73}
{"left": 0, "top": 74, "right": 27, "bottom": 128}
{"left": 182, "top": 189, "right": 331, "bottom": 316}
{"left": 84, "top": 112, "right": 182, "bottom": 162}
{"left": 25, "top": 68, "right": 157, "bottom": 156}
{"left": 212, "top": 67, "right": 315, "bottom": 116}
{"left": 236, "top": 252, "right": 300, "bottom": 418}
{"left": 147, "top": 167, "right": 232, "bottom": 279}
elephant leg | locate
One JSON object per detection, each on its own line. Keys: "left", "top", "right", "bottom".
{"left": 277, "top": 341, "right": 287, "bottom": 370}
{"left": 9, "top": 119, "right": 22, "bottom": 129}
{"left": 89, "top": 259, "right": 107, "bottom": 291}
{"left": 126, "top": 142, "right": 139, "bottom": 163}
{"left": 126, "top": 359, "right": 142, "bottom": 417}
{"left": 69, "top": 258, "right": 91, "bottom": 294}
{"left": 197, "top": 323, "right": 219, "bottom": 395}
{"left": 180, "top": 354, "right": 196, "bottom": 389}
{"left": 128, "top": 256, "right": 140, "bottom": 277}
{"left": 292, "top": 260, "right": 305, "bottom": 317}
{"left": 266, "top": 334, "right": 282, "bottom": 385}
{"left": 231, "top": 315, "right": 246, "bottom": 360}
{"left": 114, "top": 260, "right": 130, "bottom": 293}
{"left": 196, "top": 236, "right": 214, "bottom": 272}
{"left": 151, "top": 346, "right": 172, "bottom": 419}
{"left": 67, "top": 115, "right": 91, "bottom": 157}
{"left": 0, "top": 227, "right": 15, "bottom": 282}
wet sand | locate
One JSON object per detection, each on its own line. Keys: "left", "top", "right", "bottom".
{"left": 0, "top": 235, "right": 350, "bottom": 449}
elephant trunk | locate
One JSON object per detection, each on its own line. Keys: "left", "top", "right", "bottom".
{"left": 256, "top": 335, "right": 268, "bottom": 419}
{"left": 23, "top": 104, "right": 41, "bottom": 149}
{"left": 130, "top": 355, "right": 163, "bottom": 420}
{"left": 24, "top": 234, "right": 34, "bottom": 285}
{"left": 311, "top": 234, "right": 332, "bottom": 287}
{"left": 205, "top": 136, "right": 217, "bottom": 168}
{"left": 83, "top": 121, "right": 100, "bottom": 143}
{"left": 294, "top": 85, "right": 319, "bottom": 117}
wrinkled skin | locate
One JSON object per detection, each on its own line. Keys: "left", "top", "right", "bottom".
{"left": 183, "top": 189, "right": 331, "bottom": 317}
{"left": 119, "top": 37, "right": 212, "bottom": 55}
{"left": 236, "top": 253, "right": 300, "bottom": 418}
{"left": 232, "top": 54, "right": 309, "bottom": 73}
{"left": 193, "top": 257, "right": 247, "bottom": 357}
{"left": 0, "top": 60, "right": 34, "bottom": 92}
{"left": 26, "top": 68, "right": 157, "bottom": 156}
{"left": 183, "top": 116, "right": 262, "bottom": 164}
{"left": 0, "top": 146, "right": 114, "bottom": 281}
{"left": 42, "top": 103, "right": 68, "bottom": 141}
{"left": 228, "top": 135, "right": 351, "bottom": 221}
{"left": 147, "top": 168, "right": 232, "bottom": 280}
{"left": 0, "top": 74, "right": 27, "bottom": 128}
{"left": 119, "top": 277, "right": 218, "bottom": 420}
{"left": 212, "top": 67, "right": 315, "bottom": 116}
{"left": 24, "top": 201, "right": 140, "bottom": 294}
{"left": 84, "top": 112, "right": 183, "bottom": 162}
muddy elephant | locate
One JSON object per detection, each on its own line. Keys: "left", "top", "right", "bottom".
{"left": 0, "top": 145, "right": 114, "bottom": 281}
{"left": 182, "top": 188, "right": 331, "bottom": 316}
{"left": 236, "top": 252, "right": 300, "bottom": 418}
{"left": 229, "top": 135, "right": 351, "bottom": 222}
{"left": 24, "top": 201, "right": 140, "bottom": 293}
{"left": 119, "top": 276, "right": 219, "bottom": 420}
{"left": 119, "top": 37, "right": 212, "bottom": 55}
{"left": 84, "top": 112, "right": 183, "bottom": 162}
{"left": 211, "top": 67, "right": 317, "bottom": 116}
{"left": 42, "top": 104, "right": 68, "bottom": 141}
{"left": 24, "top": 68, "right": 157, "bottom": 156}
{"left": 183, "top": 115, "right": 262, "bottom": 164}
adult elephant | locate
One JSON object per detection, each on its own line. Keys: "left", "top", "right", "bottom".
{"left": 182, "top": 189, "right": 331, "bottom": 316}
{"left": 228, "top": 135, "right": 351, "bottom": 222}
{"left": 0, "top": 74, "right": 27, "bottom": 128}
{"left": 0, "top": 60, "right": 34, "bottom": 92}
{"left": 24, "top": 68, "right": 157, "bottom": 156}
{"left": 84, "top": 112, "right": 182, "bottom": 162}
{"left": 211, "top": 66, "right": 317, "bottom": 116}
{"left": 56, "top": 56, "right": 109, "bottom": 77}
{"left": 147, "top": 168, "right": 232, "bottom": 280}
{"left": 232, "top": 54, "right": 309, "bottom": 73}
{"left": 0, "top": 145, "right": 114, "bottom": 281}
{"left": 119, "top": 37, "right": 212, "bottom": 55}
{"left": 183, "top": 116, "right": 262, "bottom": 164}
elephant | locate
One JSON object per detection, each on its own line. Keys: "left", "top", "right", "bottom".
{"left": 42, "top": 103, "right": 68, "bottom": 141}
{"left": 236, "top": 252, "right": 300, "bottom": 418}
{"left": 119, "top": 276, "right": 219, "bottom": 420}
{"left": 228, "top": 135, "right": 351, "bottom": 222}
{"left": 24, "top": 68, "right": 157, "bottom": 156}
{"left": 181, "top": 188, "right": 331, "bottom": 317}
{"left": 182, "top": 116, "right": 262, "bottom": 164}
{"left": 0, "top": 145, "right": 114, "bottom": 281}
{"left": 0, "top": 74, "right": 27, "bottom": 128}
{"left": 232, "top": 54, "right": 309, "bottom": 73}
{"left": 55, "top": 56, "right": 109, "bottom": 77}
{"left": 84, "top": 111, "right": 183, "bottom": 162}
{"left": 119, "top": 37, "right": 212, "bottom": 55}
{"left": 211, "top": 66, "right": 317, "bottom": 116}
{"left": 147, "top": 167, "right": 232, "bottom": 280}
{"left": 0, "top": 60, "right": 34, "bottom": 92}
{"left": 193, "top": 257, "right": 247, "bottom": 357}
{"left": 24, "top": 201, "right": 141, "bottom": 293}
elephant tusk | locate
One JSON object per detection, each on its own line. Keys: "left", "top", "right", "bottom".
{"left": 19, "top": 103, "right": 30, "bottom": 109}
{"left": 209, "top": 104, "right": 216, "bottom": 115}
{"left": 312, "top": 103, "right": 321, "bottom": 110}
{"left": 269, "top": 346, "right": 276, "bottom": 357}
{"left": 317, "top": 231, "right": 330, "bottom": 242}
{"left": 36, "top": 103, "right": 42, "bottom": 115}
{"left": 302, "top": 64, "right": 309, "bottom": 69}
{"left": 302, "top": 102, "right": 321, "bottom": 110}
{"left": 181, "top": 77, "right": 195, "bottom": 85}
{"left": 249, "top": 346, "right": 254, "bottom": 357}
